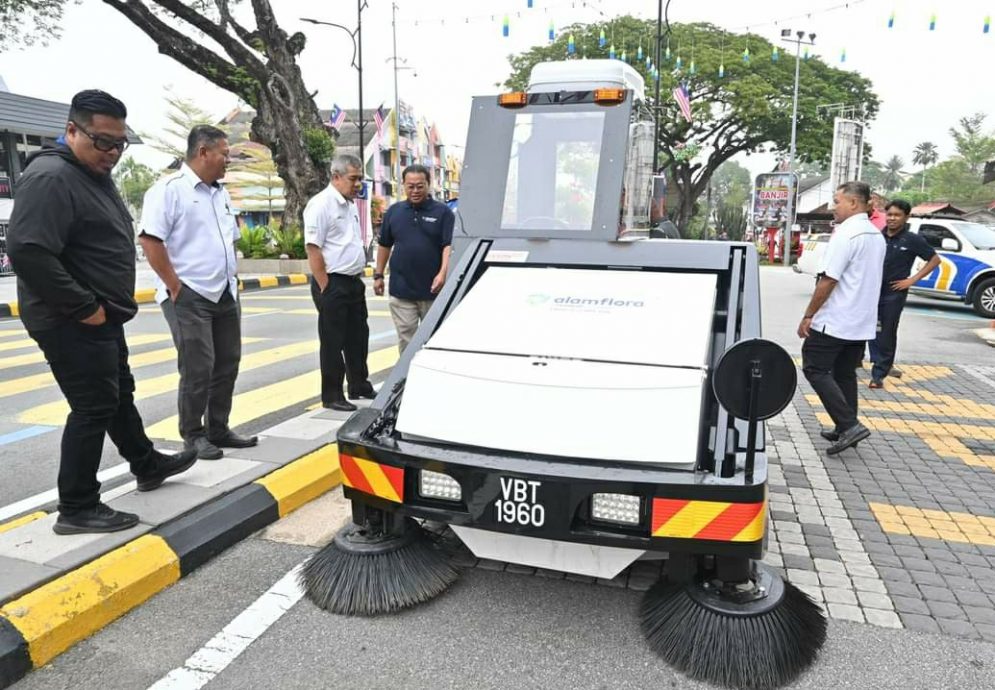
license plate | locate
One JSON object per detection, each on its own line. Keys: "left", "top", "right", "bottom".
{"left": 492, "top": 477, "right": 546, "bottom": 528}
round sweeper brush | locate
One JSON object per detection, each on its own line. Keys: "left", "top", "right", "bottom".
{"left": 641, "top": 563, "right": 827, "bottom": 690}
{"left": 300, "top": 518, "right": 459, "bottom": 616}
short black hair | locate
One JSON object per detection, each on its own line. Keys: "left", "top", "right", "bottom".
{"left": 68, "top": 89, "right": 127, "bottom": 126}
{"left": 886, "top": 199, "right": 912, "bottom": 215}
{"left": 837, "top": 181, "right": 871, "bottom": 204}
{"left": 402, "top": 164, "right": 431, "bottom": 184}
{"left": 186, "top": 125, "right": 228, "bottom": 160}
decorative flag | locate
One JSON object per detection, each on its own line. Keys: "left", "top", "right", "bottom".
{"left": 568, "top": 34, "right": 575, "bottom": 54}
{"left": 653, "top": 66, "right": 660, "bottom": 81}
{"left": 689, "top": 60, "right": 696, "bottom": 75}
{"left": 985, "top": 16, "right": 990, "bottom": 33}
{"left": 929, "top": 14, "right": 936, "bottom": 31}
{"left": 503, "top": 15, "right": 509, "bottom": 36}
{"left": 621, "top": 49, "right": 627, "bottom": 62}
{"left": 772, "top": 46, "right": 779, "bottom": 61}
{"left": 373, "top": 103, "right": 386, "bottom": 136}
{"left": 637, "top": 43, "right": 643, "bottom": 60}
{"left": 329, "top": 103, "right": 346, "bottom": 131}
{"left": 675, "top": 54, "right": 682, "bottom": 69}
{"left": 742, "top": 46, "right": 750, "bottom": 63}
{"left": 888, "top": 11, "right": 895, "bottom": 28}
{"left": 803, "top": 46, "right": 810, "bottom": 60}
{"left": 840, "top": 48, "right": 846, "bottom": 63}
{"left": 718, "top": 62, "right": 725, "bottom": 78}
{"left": 599, "top": 28, "right": 606, "bottom": 47}
{"left": 665, "top": 42, "right": 671, "bottom": 61}
{"left": 528, "top": 0, "right": 533, "bottom": 7}
{"left": 673, "top": 82, "right": 692, "bottom": 123}
{"left": 548, "top": 20, "right": 554, "bottom": 41}
{"left": 645, "top": 54, "right": 652, "bottom": 68}
{"left": 609, "top": 44, "right": 616, "bottom": 59}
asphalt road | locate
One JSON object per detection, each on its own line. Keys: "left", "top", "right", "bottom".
{"left": 0, "top": 280, "right": 398, "bottom": 513}
{"left": 3, "top": 265, "right": 995, "bottom": 689}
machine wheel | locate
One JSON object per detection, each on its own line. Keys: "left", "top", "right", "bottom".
{"left": 971, "top": 277, "right": 995, "bottom": 319}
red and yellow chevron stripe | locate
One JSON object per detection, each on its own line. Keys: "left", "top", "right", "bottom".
{"left": 340, "top": 453, "right": 405, "bottom": 503}
{"left": 651, "top": 498, "right": 765, "bottom": 542}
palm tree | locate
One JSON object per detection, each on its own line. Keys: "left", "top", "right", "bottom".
{"left": 882, "top": 155, "right": 904, "bottom": 193}
{"left": 912, "top": 142, "right": 939, "bottom": 194}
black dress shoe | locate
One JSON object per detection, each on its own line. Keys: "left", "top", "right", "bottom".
{"left": 53, "top": 503, "right": 140, "bottom": 535}
{"left": 348, "top": 389, "right": 377, "bottom": 401}
{"left": 820, "top": 429, "right": 840, "bottom": 442}
{"left": 324, "top": 399, "right": 357, "bottom": 412}
{"left": 185, "top": 436, "right": 223, "bottom": 460}
{"left": 827, "top": 423, "right": 871, "bottom": 456}
{"left": 208, "top": 432, "right": 259, "bottom": 449}
{"left": 136, "top": 448, "right": 199, "bottom": 492}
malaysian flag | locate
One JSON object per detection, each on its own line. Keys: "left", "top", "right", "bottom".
{"left": 672, "top": 82, "right": 692, "bottom": 123}
{"left": 328, "top": 104, "right": 346, "bottom": 131}
{"left": 373, "top": 104, "right": 386, "bottom": 137}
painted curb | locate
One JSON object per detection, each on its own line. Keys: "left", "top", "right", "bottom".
{"left": 0, "top": 444, "right": 341, "bottom": 688}
{"left": 0, "top": 273, "right": 320, "bottom": 319}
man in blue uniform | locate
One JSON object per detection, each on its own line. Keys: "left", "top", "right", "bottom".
{"left": 867, "top": 200, "right": 941, "bottom": 388}
{"left": 373, "top": 165, "right": 455, "bottom": 354}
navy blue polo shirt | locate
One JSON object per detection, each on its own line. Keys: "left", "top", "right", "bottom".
{"left": 379, "top": 198, "right": 455, "bottom": 300}
{"left": 881, "top": 224, "right": 936, "bottom": 292}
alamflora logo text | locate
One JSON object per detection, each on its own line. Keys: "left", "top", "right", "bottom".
{"left": 527, "top": 293, "right": 645, "bottom": 308}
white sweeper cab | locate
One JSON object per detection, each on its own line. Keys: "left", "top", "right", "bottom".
{"left": 301, "top": 60, "right": 826, "bottom": 690}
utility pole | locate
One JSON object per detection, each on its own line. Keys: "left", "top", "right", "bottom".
{"left": 652, "top": 0, "right": 664, "bottom": 174}
{"left": 780, "top": 29, "right": 815, "bottom": 267}
{"left": 392, "top": 2, "right": 401, "bottom": 202}
{"left": 357, "top": 0, "right": 365, "bottom": 168}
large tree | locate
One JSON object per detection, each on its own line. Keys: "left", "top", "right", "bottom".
{"left": 505, "top": 17, "right": 879, "bottom": 233}
{"left": 912, "top": 141, "right": 939, "bottom": 193}
{"left": 0, "top": 0, "right": 334, "bottom": 225}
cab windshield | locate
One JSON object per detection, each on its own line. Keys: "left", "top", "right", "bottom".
{"left": 951, "top": 221, "right": 995, "bottom": 250}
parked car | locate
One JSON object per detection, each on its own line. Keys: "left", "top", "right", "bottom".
{"left": 796, "top": 217, "right": 995, "bottom": 318}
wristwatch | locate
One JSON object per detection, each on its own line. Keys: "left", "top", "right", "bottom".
{"left": 373, "top": 272, "right": 385, "bottom": 280}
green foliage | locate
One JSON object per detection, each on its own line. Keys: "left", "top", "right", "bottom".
{"left": 270, "top": 223, "right": 305, "bottom": 258}
{"left": 949, "top": 114, "right": 995, "bottom": 174}
{"left": 303, "top": 127, "right": 335, "bottom": 169}
{"left": 0, "top": 0, "right": 65, "bottom": 47}
{"left": 236, "top": 225, "right": 269, "bottom": 259}
{"left": 711, "top": 160, "right": 752, "bottom": 210}
{"left": 113, "top": 157, "right": 158, "bottom": 216}
{"left": 140, "top": 87, "right": 220, "bottom": 160}
{"left": 715, "top": 204, "right": 748, "bottom": 241}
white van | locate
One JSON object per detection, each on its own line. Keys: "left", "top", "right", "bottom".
{"left": 796, "top": 217, "right": 995, "bottom": 318}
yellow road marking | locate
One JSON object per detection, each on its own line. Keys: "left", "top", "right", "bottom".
{"left": 255, "top": 444, "right": 340, "bottom": 517}
{"left": 0, "top": 337, "right": 37, "bottom": 353}
{"left": 0, "top": 534, "right": 180, "bottom": 667}
{"left": 806, "top": 392, "right": 995, "bottom": 422}
{"left": 0, "top": 329, "right": 25, "bottom": 339}
{"left": 240, "top": 295, "right": 388, "bottom": 302}
{"left": 869, "top": 502, "right": 995, "bottom": 546}
{"left": 0, "top": 333, "right": 172, "bottom": 371}
{"left": 0, "top": 338, "right": 263, "bottom": 401}
{"left": 18, "top": 338, "right": 306, "bottom": 425}
{"left": 0, "top": 511, "right": 47, "bottom": 535}
{"left": 288, "top": 274, "right": 308, "bottom": 285}
{"left": 257, "top": 276, "right": 279, "bottom": 288}
{"left": 146, "top": 345, "right": 399, "bottom": 441}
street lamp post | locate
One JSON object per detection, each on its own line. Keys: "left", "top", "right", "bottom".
{"left": 779, "top": 29, "right": 815, "bottom": 267}
{"left": 301, "top": 0, "right": 369, "bottom": 168}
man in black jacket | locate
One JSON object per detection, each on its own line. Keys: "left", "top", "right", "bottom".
{"left": 7, "top": 90, "right": 197, "bottom": 535}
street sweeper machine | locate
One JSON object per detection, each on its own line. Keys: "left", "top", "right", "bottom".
{"left": 301, "top": 60, "right": 828, "bottom": 689}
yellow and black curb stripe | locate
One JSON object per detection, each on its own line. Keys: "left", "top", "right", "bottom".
{"left": 0, "top": 272, "right": 336, "bottom": 321}
{"left": 0, "top": 444, "right": 341, "bottom": 688}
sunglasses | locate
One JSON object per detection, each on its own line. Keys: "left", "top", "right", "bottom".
{"left": 71, "top": 121, "right": 129, "bottom": 153}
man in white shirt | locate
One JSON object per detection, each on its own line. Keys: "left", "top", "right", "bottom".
{"left": 304, "top": 154, "right": 376, "bottom": 411}
{"left": 798, "top": 181, "right": 885, "bottom": 455}
{"left": 140, "top": 125, "right": 257, "bottom": 459}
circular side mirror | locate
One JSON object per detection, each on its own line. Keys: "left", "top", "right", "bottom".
{"left": 712, "top": 338, "right": 796, "bottom": 421}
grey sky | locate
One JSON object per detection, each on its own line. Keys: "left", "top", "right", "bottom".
{"left": 0, "top": 0, "right": 991, "bottom": 181}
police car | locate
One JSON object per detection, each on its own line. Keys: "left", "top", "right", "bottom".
{"left": 796, "top": 217, "right": 995, "bottom": 318}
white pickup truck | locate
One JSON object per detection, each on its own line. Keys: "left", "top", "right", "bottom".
{"left": 796, "top": 217, "right": 995, "bottom": 318}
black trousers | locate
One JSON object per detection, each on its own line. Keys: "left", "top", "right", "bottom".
{"left": 30, "top": 321, "right": 156, "bottom": 514}
{"left": 161, "top": 286, "right": 241, "bottom": 442}
{"left": 868, "top": 291, "right": 907, "bottom": 382}
{"left": 311, "top": 273, "right": 373, "bottom": 404}
{"left": 802, "top": 329, "right": 865, "bottom": 433}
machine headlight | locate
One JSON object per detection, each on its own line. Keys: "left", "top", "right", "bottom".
{"left": 591, "top": 493, "right": 642, "bottom": 525}
{"left": 419, "top": 470, "right": 462, "bottom": 501}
